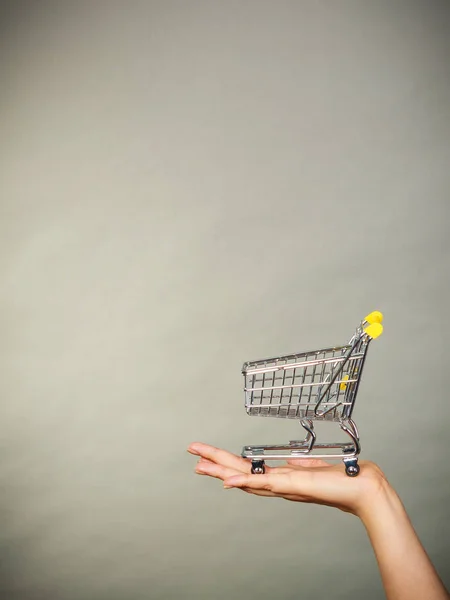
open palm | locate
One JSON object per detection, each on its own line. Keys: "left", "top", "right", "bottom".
{"left": 188, "top": 442, "right": 386, "bottom": 519}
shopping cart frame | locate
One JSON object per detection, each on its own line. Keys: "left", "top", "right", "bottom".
{"left": 241, "top": 312, "right": 383, "bottom": 477}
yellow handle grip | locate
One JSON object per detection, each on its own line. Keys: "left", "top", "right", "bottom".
{"left": 364, "top": 311, "right": 383, "bottom": 324}
{"left": 364, "top": 322, "right": 383, "bottom": 339}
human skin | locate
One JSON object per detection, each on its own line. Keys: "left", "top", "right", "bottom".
{"left": 188, "top": 442, "right": 449, "bottom": 600}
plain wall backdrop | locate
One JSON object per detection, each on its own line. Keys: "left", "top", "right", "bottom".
{"left": 0, "top": 1, "right": 449, "bottom": 599}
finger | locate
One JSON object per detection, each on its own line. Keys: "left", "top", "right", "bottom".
{"left": 195, "top": 459, "right": 240, "bottom": 481}
{"left": 239, "top": 487, "right": 304, "bottom": 502}
{"left": 223, "top": 472, "right": 299, "bottom": 494}
{"left": 240, "top": 487, "right": 278, "bottom": 497}
{"left": 188, "top": 442, "right": 254, "bottom": 473}
{"left": 194, "top": 459, "right": 289, "bottom": 494}
{"left": 194, "top": 458, "right": 217, "bottom": 467}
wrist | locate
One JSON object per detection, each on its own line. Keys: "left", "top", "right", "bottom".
{"left": 352, "top": 464, "right": 401, "bottom": 525}
{"left": 353, "top": 469, "right": 450, "bottom": 600}
{"left": 357, "top": 476, "right": 404, "bottom": 531}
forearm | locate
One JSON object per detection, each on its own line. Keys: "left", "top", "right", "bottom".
{"left": 359, "top": 483, "right": 449, "bottom": 600}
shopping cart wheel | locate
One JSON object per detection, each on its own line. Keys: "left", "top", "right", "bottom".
{"left": 345, "top": 463, "right": 360, "bottom": 477}
{"left": 343, "top": 453, "right": 360, "bottom": 477}
{"left": 251, "top": 460, "right": 265, "bottom": 475}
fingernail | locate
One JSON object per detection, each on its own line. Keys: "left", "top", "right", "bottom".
{"left": 223, "top": 485, "right": 233, "bottom": 489}
{"left": 188, "top": 446, "right": 200, "bottom": 455}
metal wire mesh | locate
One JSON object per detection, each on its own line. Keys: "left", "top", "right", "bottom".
{"left": 242, "top": 341, "right": 367, "bottom": 421}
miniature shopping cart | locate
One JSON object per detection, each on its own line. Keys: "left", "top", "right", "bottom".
{"left": 241, "top": 311, "right": 383, "bottom": 477}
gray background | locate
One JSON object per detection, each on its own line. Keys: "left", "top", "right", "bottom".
{"left": 1, "top": 1, "right": 449, "bottom": 599}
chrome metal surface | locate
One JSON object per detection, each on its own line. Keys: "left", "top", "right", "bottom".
{"left": 241, "top": 317, "right": 378, "bottom": 475}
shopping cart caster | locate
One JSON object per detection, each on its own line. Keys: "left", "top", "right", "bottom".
{"left": 345, "top": 464, "right": 360, "bottom": 477}
{"left": 251, "top": 460, "right": 266, "bottom": 474}
{"left": 343, "top": 456, "right": 360, "bottom": 477}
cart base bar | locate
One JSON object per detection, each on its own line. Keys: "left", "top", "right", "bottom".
{"left": 242, "top": 442, "right": 361, "bottom": 477}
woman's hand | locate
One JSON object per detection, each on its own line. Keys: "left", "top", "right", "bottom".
{"left": 187, "top": 442, "right": 388, "bottom": 520}
{"left": 188, "top": 442, "right": 450, "bottom": 599}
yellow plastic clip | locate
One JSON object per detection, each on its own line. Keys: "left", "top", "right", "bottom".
{"left": 340, "top": 375, "right": 350, "bottom": 391}
{"left": 364, "top": 311, "right": 383, "bottom": 324}
{"left": 364, "top": 322, "right": 383, "bottom": 339}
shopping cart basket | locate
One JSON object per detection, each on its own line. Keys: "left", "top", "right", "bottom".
{"left": 241, "top": 311, "right": 383, "bottom": 477}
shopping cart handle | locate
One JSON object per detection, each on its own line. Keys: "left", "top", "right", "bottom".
{"left": 364, "top": 311, "right": 383, "bottom": 324}
{"left": 364, "top": 322, "right": 383, "bottom": 339}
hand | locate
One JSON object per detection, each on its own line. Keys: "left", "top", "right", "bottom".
{"left": 187, "top": 442, "right": 389, "bottom": 519}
